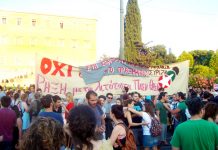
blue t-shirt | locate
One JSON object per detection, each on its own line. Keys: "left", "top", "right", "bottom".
{"left": 38, "top": 111, "right": 64, "bottom": 125}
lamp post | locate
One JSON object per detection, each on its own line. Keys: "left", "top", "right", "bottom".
{"left": 119, "top": 0, "right": 125, "bottom": 60}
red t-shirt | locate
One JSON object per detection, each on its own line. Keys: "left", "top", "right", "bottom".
{"left": 65, "top": 102, "right": 74, "bottom": 119}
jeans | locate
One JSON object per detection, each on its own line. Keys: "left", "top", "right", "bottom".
{"left": 132, "top": 128, "right": 143, "bottom": 150}
{"left": 105, "top": 117, "right": 113, "bottom": 139}
{"left": 160, "top": 124, "right": 167, "bottom": 142}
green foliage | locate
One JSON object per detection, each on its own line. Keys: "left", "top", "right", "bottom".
{"left": 189, "top": 50, "right": 214, "bottom": 66}
{"left": 164, "top": 53, "right": 177, "bottom": 64}
{"left": 191, "top": 65, "right": 216, "bottom": 78}
{"left": 149, "top": 45, "right": 176, "bottom": 65}
{"left": 209, "top": 50, "right": 218, "bottom": 74}
{"left": 215, "top": 78, "right": 218, "bottom": 84}
{"left": 177, "top": 51, "right": 194, "bottom": 67}
{"left": 124, "top": 0, "right": 142, "bottom": 64}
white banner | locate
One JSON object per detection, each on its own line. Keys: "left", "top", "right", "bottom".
{"left": 36, "top": 55, "right": 189, "bottom": 98}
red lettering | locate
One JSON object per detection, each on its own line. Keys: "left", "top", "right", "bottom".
{"left": 40, "top": 58, "right": 52, "bottom": 74}
{"left": 67, "top": 65, "right": 73, "bottom": 77}
{"left": 51, "top": 61, "right": 66, "bottom": 76}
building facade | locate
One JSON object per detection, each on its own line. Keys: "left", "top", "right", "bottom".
{"left": 0, "top": 10, "right": 97, "bottom": 85}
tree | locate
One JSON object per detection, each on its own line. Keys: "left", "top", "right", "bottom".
{"left": 177, "top": 51, "right": 194, "bottom": 67}
{"left": 209, "top": 50, "right": 218, "bottom": 74}
{"left": 189, "top": 50, "right": 214, "bottom": 66}
{"left": 124, "top": 0, "right": 143, "bottom": 64}
{"left": 150, "top": 45, "right": 176, "bottom": 65}
{"left": 164, "top": 53, "right": 177, "bottom": 64}
{"left": 191, "top": 65, "right": 216, "bottom": 78}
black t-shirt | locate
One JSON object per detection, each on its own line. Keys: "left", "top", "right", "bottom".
{"left": 53, "top": 107, "right": 62, "bottom": 114}
{"left": 131, "top": 101, "right": 143, "bottom": 129}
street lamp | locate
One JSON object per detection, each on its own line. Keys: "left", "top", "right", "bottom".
{"left": 119, "top": 0, "right": 125, "bottom": 60}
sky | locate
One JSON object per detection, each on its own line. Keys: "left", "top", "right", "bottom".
{"left": 0, "top": 0, "right": 218, "bottom": 59}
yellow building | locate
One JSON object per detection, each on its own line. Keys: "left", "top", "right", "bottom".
{"left": 0, "top": 10, "right": 96, "bottom": 86}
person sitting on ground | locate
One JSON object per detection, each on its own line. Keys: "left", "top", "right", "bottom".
{"left": 19, "top": 117, "right": 64, "bottom": 150}
{"left": 64, "top": 105, "right": 112, "bottom": 150}
{"left": 171, "top": 97, "right": 218, "bottom": 150}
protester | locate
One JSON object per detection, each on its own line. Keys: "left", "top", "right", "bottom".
{"left": 38, "top": 94, "right": 64, "bottom": 125}
{"left": 52, "top": 95, "right": 63, "bottom": 113}
{"left": 171, "top": 97, "right": 218, "bottom": 150}
{"left": 29, "top": 92, "right": 41, "bottom": 123}
{"left": 98, "top": 95, "right": 106, "bottom": 114}
{"left": 20, "top": 93, "right": 30, "bottom": 132}
{"left": 163, "top": 92, "right": 187, "bottom": 126}
{"left": 65, "top": 105, "right": 112, "bottom": 150}
{"left": 156, "top": 92, "right": 169, "bottom": 145}
{"left": 65, "top": 92, "right": 74, "bottom": 120}
{"left": 132, "top": 91, "right": 143, "bottom": 150}
{"left": 28, "top": 85, "right": 35, "bottom": 104}
{"left": 127, "top": 101, "right": 159, "bottom": 150}
{"left": 104, "top": 93, "right": 115, "bottom": 139}
{"left": 19, "top": 117, "right": 64, "bottom": 150}
{"left": 203, "top": 102, "right": 218, "bottom": 124}
{"left": 86, "top": 90, "right": 105, "bottom": 140}
{"left": 110, "top": 105, "right": 126, "bottom": 150}
{"left": 116, "top": 98, "right": 122, "bottom": 105}
{"left": 0, "top": 96, "right": 16, "bottom": 150}
{"left": 11, "top": 105, "right": 22, "bottom": 150}
{"left": 123, "top": 99, "right": 146, "bottom": 127}
{"left": 0, "top": 85, "right": 6, "bottom": 100}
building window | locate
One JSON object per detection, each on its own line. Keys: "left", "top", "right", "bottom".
{"left": 17, "top": 18, "right": 21, "bottom": 25}
{"left": 32, "top": 19, "right": 36, "bottom": 26}
{"left": 2, "top": 18, "right": 6, "bottom": 24}
{"left": 60, "top": 22, "right": 63, "bottom": 29}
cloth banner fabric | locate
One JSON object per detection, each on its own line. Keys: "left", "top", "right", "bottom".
{"left": 36, "top": 55, "right": 189, "bottom": 98}
{"left": 80, "top": 58, "right": 148, "bottom": 84}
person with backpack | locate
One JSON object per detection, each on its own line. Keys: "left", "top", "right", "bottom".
{"left": 127, "top": 101, "right": 161, "bottom": 150}
{"left": 162, "top": 92, "right": 187, "bottom": 127}
{"left": 110, "top": 104, "right": 137, "bottom": 150}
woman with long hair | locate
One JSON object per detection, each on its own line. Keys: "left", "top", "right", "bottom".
{"left": 123, "top": 99, "right": 146, "bottom": 127}
{"left": 19, "top": 93, "right": 30, "bottom": 132}
{"left": 19, "top": 117, "right": 64, "bottom": 150}
{"left": 110, "top": 105, "right": 126, "bottom": 150}
{"left": 127, "top": 101, "right": 159, "bottom": 150}
{"left": 65, "top": 92, "right": 74, "bottom": 120}
{"left": 65, "top": 105, "right": 112, "bottom": 150}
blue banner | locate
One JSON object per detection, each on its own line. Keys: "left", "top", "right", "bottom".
{"left": 79, "top": 58, "right": 149, "bottom": 84}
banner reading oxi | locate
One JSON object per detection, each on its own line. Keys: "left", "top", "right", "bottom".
{"left": 35, "top": 55, "right": 189, "bottom": 98}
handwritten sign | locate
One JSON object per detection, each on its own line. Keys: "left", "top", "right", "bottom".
{"left": 36, "top": 55, "right": 189, "bottom": 98}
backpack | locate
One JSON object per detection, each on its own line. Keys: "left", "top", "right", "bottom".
{"left": 16, "top": 101, "right": 24, "bottom": 118}
{"left": 117, "top": 123, "right": 137, "bottom": 150}
{"left": 149, "top": 116, "right": 162, "bottom": 137}
{"left": 11, "top": 101, "right": 23, "bottom": 118}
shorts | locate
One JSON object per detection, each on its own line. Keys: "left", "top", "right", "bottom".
{"left": 142, "top": 135, "right": 158, "bottom": 147}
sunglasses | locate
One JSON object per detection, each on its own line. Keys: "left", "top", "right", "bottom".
{"left": 107, "top": 97, "right": 113, "bottom": 99}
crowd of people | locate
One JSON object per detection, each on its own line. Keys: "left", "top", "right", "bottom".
{"left": 0, "top": 84, "right": 217, "bottom": 150}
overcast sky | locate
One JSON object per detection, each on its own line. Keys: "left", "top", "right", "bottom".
{"left": 1, "top": 0, "right": 218, "bottom": 59}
